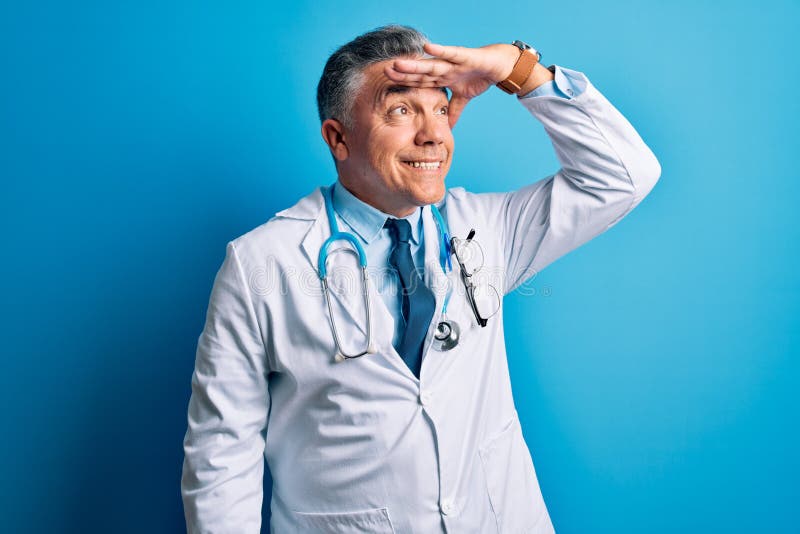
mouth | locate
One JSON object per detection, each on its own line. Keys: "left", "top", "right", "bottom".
{"left": 401, "top": 159, "right": 443, "bottom": 170}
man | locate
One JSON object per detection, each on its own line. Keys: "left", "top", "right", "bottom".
{"left": 181, "top": 25, "right": 660, "bottom": 533}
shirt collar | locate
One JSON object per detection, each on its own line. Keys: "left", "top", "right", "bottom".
{"left": 332, "top": 180, "right": 421, "bottom": 245}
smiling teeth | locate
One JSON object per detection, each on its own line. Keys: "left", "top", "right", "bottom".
{"left": 406, "top": 161, "right": 441, "bottom": 169}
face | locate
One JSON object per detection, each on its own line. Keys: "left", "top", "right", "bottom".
{"left": 322, "top": 58, "right": 455, "bottom": 217}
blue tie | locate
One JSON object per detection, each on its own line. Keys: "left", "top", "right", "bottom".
{"left": 384, "top": 218, "right": 435, "bottom": 378}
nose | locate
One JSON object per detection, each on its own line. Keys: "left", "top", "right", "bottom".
{"left": 414, "top": 111, "right": 449, "bottom": 147}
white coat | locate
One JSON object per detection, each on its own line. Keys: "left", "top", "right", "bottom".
{"left": 181, "top": 66, "right": 661, "bottom": 533}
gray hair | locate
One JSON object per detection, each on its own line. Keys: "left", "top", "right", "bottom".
{"left": 316, "top": 25, "right": 429, "bottom": 128}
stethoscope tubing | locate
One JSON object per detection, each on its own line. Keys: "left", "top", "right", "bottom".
{"left": 318, "top": 183, "right": 456, "bottom": 360}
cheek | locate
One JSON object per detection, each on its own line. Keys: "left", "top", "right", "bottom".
{"left": 445, "top": 133, "right": 455, "bottom": 154}
{"left": 381, "top": 122, "right": 416, "bottom": 146}
{"left": 368, "top": 148, "right": 395, "bottom": 174}
{"left": 369, "top": 135, "right": 404, "bottom": 165}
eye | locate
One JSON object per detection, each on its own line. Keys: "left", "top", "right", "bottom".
{"left": 436, "top": 105, "right": 449, "bottom": 115}
{"left": 389, "top": 105, "right": 409, "bottom": 116}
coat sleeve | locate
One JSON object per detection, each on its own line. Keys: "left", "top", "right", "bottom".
{"left": 181, "top": 241, "right": 270, "bottom": 533}
{"left": 498, "top": 66, "right": 661, "bottom": 294}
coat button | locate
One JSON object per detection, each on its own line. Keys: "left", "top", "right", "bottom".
{"left": 441, "top": 498, "right": 456, "bottom": 515}
{"left": 419, "top": 391, "right": 432, "bottom": 406}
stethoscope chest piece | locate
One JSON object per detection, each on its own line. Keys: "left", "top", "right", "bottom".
{"left": 432, "top": 317, "right": 460, "bottom": 351}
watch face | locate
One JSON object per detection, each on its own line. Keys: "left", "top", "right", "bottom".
{"left": 511, "top": 39, "right": 531, "bottom": 50}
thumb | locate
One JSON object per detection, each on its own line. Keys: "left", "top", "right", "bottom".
{"left": 448, "top": 95, "right": 470, "bottom": 129}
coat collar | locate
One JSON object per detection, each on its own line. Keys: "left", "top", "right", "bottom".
{"left": 279, "top": 185, "right": 436, "bottom": 277}
{"left": 274, "top": 186, "right": 325, "bottom": 222}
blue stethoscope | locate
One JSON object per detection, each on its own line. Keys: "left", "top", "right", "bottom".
{"left": 318, "top": 184, "right": 461, "bottom": 362}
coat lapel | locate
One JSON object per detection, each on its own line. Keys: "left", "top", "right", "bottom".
{"left": 292, "top": 186, "right": 394, "bottom": 356}
{"left": 295, "top": 188, "right": 372, "bottom": 347}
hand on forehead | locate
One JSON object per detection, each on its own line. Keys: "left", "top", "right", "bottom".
{"left": 381, "top": 42, "right": 499, "bottom": 128}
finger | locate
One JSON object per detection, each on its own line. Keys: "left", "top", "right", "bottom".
{"left": 383, "top": 66, "right": 447, "bottom": 88}
{"left": 448, "top": 95, "right": 470, "bottom": 129}
{"left": 387, "top": 80, "right": 447, "bottom": 89}
{"left": 424, "top": 42, "right": 471, "bottom": 64}
{"left": 391, "top": 57, "right": 454, "bottom": 76}
{"left": 384, "top": 69, "right": 449, "bottom": 86}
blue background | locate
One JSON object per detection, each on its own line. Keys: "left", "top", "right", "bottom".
{"left": 2, "top": 0, "right": 798, "bottom": 532}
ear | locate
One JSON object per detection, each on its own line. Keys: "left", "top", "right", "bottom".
{"left": 321, "top": 119, "right": 350, "bottom": 161}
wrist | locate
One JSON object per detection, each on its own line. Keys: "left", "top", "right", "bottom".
{"left": 517, "top": 63, "right": 555, "bottom": 98}
{"left": 494, "top": 41, "right": 549, "bottom": 96}
{"left": 493, "top": 44, "right": 524, "bottom": 83}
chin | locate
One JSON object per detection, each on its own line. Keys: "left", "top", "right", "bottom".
{"left": 413, "top": 181, "right": 446, "bottom": 206}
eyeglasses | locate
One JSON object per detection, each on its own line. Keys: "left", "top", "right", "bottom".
{"left": 450, "top": 229, "right": 500, "bottom": 328}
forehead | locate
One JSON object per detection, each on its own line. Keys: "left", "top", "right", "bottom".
{"left": 358, "top": 59, "right": 449, "bottom": 108}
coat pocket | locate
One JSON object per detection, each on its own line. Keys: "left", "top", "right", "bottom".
{"left": 478, "top": 413, "right": 552, "bottom": 533}
{"left": 290, "top": 506, "right": 396, "bottom": 533}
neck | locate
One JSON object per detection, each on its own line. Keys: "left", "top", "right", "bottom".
{"left": 338, "top": 181, "right": 418, "bottom": 218}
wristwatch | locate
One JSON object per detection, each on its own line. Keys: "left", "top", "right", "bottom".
{"left": 496, "top": 40, "right": 542, "bottom": 95}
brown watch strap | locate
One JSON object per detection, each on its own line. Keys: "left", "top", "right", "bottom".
{"left": 496, "top": 48, "right": 539, "bottom": 95}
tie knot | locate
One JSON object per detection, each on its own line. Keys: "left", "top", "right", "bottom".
{"left": 384, "top": 218, "right": 412, "bottom": 244}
